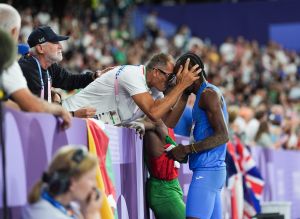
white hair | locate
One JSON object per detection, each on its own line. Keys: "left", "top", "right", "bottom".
{"left": 0, "top": 4, "right": 21, "bottom": 32}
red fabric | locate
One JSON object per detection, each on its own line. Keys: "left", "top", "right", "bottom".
{"left": 148, "top": 128, "right": 178, "bottom": 180}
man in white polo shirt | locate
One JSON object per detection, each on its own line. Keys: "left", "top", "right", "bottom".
{"left": 63, "top": 53, "right": 200, "bottom": 127}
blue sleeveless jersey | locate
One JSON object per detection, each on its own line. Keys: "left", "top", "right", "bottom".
{"left": 189, "top": 82, "right": 228, "bottom": 171}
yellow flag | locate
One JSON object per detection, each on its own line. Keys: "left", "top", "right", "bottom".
{"left": 87, "top": 125, "right": 114, "bottom": 219}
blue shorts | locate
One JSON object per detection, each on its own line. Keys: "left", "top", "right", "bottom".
{"left": 186, "top": 168, "right": 226, "bottom": 219}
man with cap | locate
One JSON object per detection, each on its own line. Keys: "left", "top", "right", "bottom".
{"left": 0, "top": 4, "right": 71, "bottom": 129}
{"left": 19, "top": 26, "right": 103, "bottom": 118}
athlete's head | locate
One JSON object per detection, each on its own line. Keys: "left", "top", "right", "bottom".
{"left": 173, "top": 52, "right": 207, "bottom": 94}
{"left": 174, "top": 52, "right": 207, "bottom": 80}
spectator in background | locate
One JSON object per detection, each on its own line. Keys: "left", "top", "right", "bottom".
{"left": 63, "top": 53, "right": 200, "bottom": 128}
{"left": 281, "top": 116, "right": 299, "bottom": 149}
{"left": 23, "top": 145, "right": 102, "bottom": 219}
{"left": 18, "top": 26, "right": 104, "bottom": 118}
{"left": 168, "top": 53, "right": 229, "bottom": 219}
{"left": 255, "top": 120, "right": 274, "bottom": 148}
{"left": 0, "top": 3, "right": 71, "bottom": 129}
{"left": 145, "top": 10, "right": 159, "bottom": 41}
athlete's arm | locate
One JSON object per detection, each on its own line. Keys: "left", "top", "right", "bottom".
{"left": 167, "top": 88, "right": 229, "bottom": 162}
{"left": 191, "top": 88, "right": 229, "bottom": 151}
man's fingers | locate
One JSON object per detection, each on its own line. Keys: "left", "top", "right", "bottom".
{"left": 175, "top": 65, "right": 183, "bottom": 77}
{"left": 195, "top": 68, "right": 202, "bottom": 75}
{"left": 166, "top": 151, "right": 174, "bottom": 160}
{"left": 183, "top": 58, "right": 190, "bottom": 70}
{"left": 88, "top": 110, "right": 96, "bottom": 117}
{"left": 62, "top": 122, "right": 70, "bottom": 130}
{"left": 190, "top": 64, "right": 200, "bottom": 72}
{"left": 178, "top": 156, "right": 187, "bottom": 163}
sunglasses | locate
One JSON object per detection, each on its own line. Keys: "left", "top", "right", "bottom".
{"left": 155, "top": 68, "right": 176, "bottom": 84}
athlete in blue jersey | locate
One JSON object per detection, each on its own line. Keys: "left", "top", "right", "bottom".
{"left": 168, "top": 53, "right": 229, "bottom": 219}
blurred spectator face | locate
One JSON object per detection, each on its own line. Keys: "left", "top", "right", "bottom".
{"left": 40, "top": 41, "right": 63, "bottom": 63}
{"left": 69, "top": 166, "right": 97, "bottom": 202}
{"left": 239, "top": 106, "right": 254, "bottom": 123}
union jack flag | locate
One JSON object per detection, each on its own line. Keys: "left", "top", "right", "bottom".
{"left": 226, "top": 135, "right": 264, "bottom": 219}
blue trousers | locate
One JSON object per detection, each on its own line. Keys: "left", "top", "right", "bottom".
{"left": 186, "top": 168, "right": 226, "bottom": 219}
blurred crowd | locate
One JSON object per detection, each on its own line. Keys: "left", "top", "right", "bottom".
{"left": 16, "top": 1, "right": 300, "bottom": 150}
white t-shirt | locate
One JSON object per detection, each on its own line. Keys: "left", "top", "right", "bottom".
{"left": 1, "top": 61, "right": 28, "bottom": 97}
{"left": 63, "top": 65, "right": 155, "bottom": 123}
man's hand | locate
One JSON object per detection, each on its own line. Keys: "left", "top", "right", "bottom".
{"left": 126, "top": 121, "right": 145, "bottom": 138}
{"left": 59, "top": 108, "right": 72, "bottom": 130}
{"left": 176, "top": 58, "right": 201, "bottom": 88}
{"left": 167, "top": 144, "right": 190, "bottom": 163}
{"left": 51, "top": 90, "right": 62, "bottom": 104}
{"left": 74, "top": 107, "right": 96, "bottom": 118}
{"left": 93, "top": 67, "right": 115, "bottom": 79}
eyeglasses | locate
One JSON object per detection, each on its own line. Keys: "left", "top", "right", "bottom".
{"left": 154, "top": 68, "right": 176, "bottom": 81}
{"left": 155, "top": 68, "right": 173, "bottom": 76}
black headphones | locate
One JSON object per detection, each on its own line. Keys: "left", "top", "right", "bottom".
{"left": 174, "top": 52, "right": 207, "bottom": 79}
{"left": 42, "top": 148, "right": 87, "bottom": 195}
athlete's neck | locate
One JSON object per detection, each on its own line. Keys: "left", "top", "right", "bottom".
{"left": 193, "top": 77, "right": 207, "bottom": 94}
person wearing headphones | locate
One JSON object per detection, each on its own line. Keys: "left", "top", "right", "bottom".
{"left": 23, "top": 145, "right": 102, "bottom": 219}
{"left": 167, "top": 53, "right": 229, "bottom": 219}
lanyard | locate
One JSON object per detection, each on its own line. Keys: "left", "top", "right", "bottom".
{"left": 114, "top": 65, "right": 148, "bottom": 123}
{"left": 114, "top": 65, "right": 126, "bottom": 107}
{"left": 42, "top": 191, "right": 76, "bottom": 218}
{"left": 32, "top": 56, "right": 52, "bottom": 103}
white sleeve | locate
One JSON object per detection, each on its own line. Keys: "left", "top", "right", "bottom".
{"left": 2, "top": 61, "right": 28, "bottom": 96}
{"left": 119, "top": 66, "right": 148, "bottom": 96}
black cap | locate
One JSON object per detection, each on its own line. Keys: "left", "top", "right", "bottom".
{"left": 27, "top": 26, "right": 69, "bottom": 48}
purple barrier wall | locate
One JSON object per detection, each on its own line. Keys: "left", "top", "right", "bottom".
{"left": 175, "top": 135, "right": 192, "bottom": 203}
{"left": 1, "top": 108, "right": 300, "bottom": 219}
{"left": 104, "top": 125, "right": 146, "bottom": 219}
{"left": 0, "top": 108, "right": 146, "bottom": 219}
{"left": 176, "top": 135, "right": 300, "bottom": 219}
{"left": 251, "top": 147, "right": 300, "bottom": 219}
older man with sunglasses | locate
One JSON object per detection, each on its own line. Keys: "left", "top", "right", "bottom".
{"left": 62, "top": 53, "right": 200, "bottom": 128}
